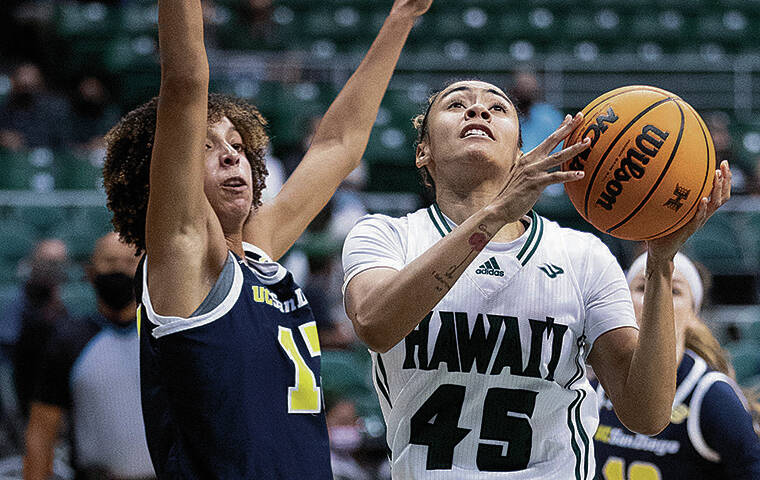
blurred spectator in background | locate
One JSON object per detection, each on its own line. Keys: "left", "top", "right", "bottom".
{"left": 69, "top": 77, "right": 120, "bottom": 154}
{"left": 244, "top": 0, "right": 275, "bottom": 42}
{"left": 0, "top": 62, "right": 71, "bottom": 151}
{"left": 508, "top": 68, "right": 564, "bottom": 152}
{"left": 327, "top": 397, "right": 390, "bottom": 480}
{"left": 23, "top": 232, "right": 154, "bottom": 480}
{"left": 704, "top": 111, "right": 747, "bottom": 193}
{"left": 12, "top": 239, "right": 70, "bottom": 420}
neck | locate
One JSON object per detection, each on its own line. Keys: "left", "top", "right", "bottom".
{"left": 225, "top": 233, "right": 245, "bottom": 258}
{"left": 435, "top": 184, "right": 525, "bottom": 243}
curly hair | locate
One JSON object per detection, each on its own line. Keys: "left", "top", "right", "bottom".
{"left": 102, "top": 93, "right": 269, "bottom": 253}
{"left": 412, "top": 81, "right": 523, "bottom": 201}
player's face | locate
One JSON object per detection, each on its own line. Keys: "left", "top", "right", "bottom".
{"left": 419, "top": 81, "right": 520, "bottom": 186}
{"left": 629, "top": 269, "right": 695, "bottom": 331}
{"left": 203, "top": 116, "right": 253, "bottom": 226}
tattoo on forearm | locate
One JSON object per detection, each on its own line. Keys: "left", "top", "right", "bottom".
{"left": 468, "top": 224, "right": 492, "bottom": 252}
{"left": 432, "top": 224, "right": 494, "bottom": 292}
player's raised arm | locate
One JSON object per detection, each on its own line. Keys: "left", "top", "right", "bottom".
{"left": 145, "top": 0, "right": 223, "bottom": 316}
{"left": 245, "top": 0, "right": 432, "bottom": 260}
{"left": 589, "top": 161, "right": 732, "bottom": 435}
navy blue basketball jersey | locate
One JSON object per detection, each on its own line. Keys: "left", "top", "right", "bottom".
{"left": 593, "top": 350, "right": 760, "bottom": 480}
{"left": 136, "top": 243, "right": 332, "bottom": 479}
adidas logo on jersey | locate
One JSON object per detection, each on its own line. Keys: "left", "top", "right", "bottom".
{"left": 475, "top": 257, "right": 504, "bottom": 277}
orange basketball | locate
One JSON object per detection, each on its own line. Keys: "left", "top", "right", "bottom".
{"left": 562, "top": 86, "right": 716, "bottom": 241}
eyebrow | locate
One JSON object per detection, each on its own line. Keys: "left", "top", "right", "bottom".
{"left": 439, "top": 86, "right": 513, "bottom": 105}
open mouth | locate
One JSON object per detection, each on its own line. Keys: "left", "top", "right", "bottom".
{"left": 221, "top": 176, "right": 247, "bottom": 191}
{"left": 460, "top": 124, "right": 494, "bottom": 140}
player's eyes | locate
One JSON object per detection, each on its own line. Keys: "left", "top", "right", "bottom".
{"left": 205, "top": 143, "right": 212, "bottom": 150}
{"left": 232, "top": 143, "right": 244, "bottom": 151}
{"left": 447, "top": 101, "right": 465, "bottom": 109}
{"left": 491, "top": 103, "right": 507, "bottom": 112}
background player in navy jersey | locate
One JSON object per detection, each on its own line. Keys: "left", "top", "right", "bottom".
{"left": 101, "top": 0, "right": 433, "bottom": 477}
{"left": 594, "top": 252, "right": 760, "bottom": 480}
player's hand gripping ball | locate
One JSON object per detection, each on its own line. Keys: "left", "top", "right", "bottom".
{"left": 562, "top": 86, "right": 716, "bottom": 240}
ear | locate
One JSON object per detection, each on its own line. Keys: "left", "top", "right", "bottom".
{"left": 416, "top": 141, "right": 431, "bottom": 168}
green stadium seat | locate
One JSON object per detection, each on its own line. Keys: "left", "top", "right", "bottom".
{"left": 682, "top": 212, "right": 749, "bottom": 275}
{"left": 60, "top": 281, "right": 97, "bottom": 318}
{"left": 51, "top": 207, "right": 114, "bottom": 261}
{"left": 0, "top": 219, "right": 37, "bottom": 263}
{"left": 54, "top": 2, "right": 118, "bottom": 39}
{"left": 432, "top": 8, "right": 493, "bottom": 41}
{"left": 10, "top": 206, "right": 68, "bottom": 237}
{"left": 726, "top": 341, "right": 760, "bottom": 383}
{"left": 118, "top": 4, "right": 158, "bottom": 34}
{"left": 115, "top": 71, "right": 160, "bottom": 109}
{"left": 54, "top": 152, "right": 103, "bottom": 191}
{"left": 320, "top": 350, "right": 374, "bottom": 399}
{"left": 0, "top": 151, "right": 33, "bottom": 190}
{"left": 363, "top": 126, "right": 414, "bottom": 165}
{"left": 102, "top": 36, "right": 159, "bottom": 73}
{"left": 269, "top": 83, "right": 331, "bottom": 146}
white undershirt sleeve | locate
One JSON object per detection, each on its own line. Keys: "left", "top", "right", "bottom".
{"left": 342, "top": 214, "right": 408, "bottom": 293}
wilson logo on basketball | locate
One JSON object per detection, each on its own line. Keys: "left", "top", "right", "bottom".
{"left": 596, "top": 125, "right": 670, "bottom": 211}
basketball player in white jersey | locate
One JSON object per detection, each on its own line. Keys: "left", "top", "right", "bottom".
{"left": 342, "top": 80, "right": 732, "bottom": 479}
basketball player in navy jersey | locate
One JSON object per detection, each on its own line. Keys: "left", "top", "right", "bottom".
{"left": 594, "top": 252, "right": 760, "bottom": 479}
{"left": 101, "top": 0, "right": 433, "bottom": 477}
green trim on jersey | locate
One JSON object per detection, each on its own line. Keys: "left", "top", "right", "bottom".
{"left": 565, "top": 337, "right": 591, "bottom": 480}
{"left": 517, "top": 211, "right": 544, "bottom": 266}
{"left": 426, "top": 205, "right": 544, "bottom": 265}
{"left": 432, "top": 203, "right": 453, "bottom": 233}
{"left": 427, "top": 207, "right": 447, "bottom": 238}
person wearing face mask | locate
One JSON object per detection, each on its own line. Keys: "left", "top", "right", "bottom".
{"left": 22, "top": 233, "right": 155, "bottom": 480}
{"left": 592, "top": 252, "right": 760, "bottom": 480}
{"left": 0, "top": 62, "right": 71, "bottom": 151}
{"left": 10, "top": 239, "right": 71, "bottom": 421}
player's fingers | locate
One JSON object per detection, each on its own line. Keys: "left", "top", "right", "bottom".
{"left": 707, "top": 167, "right": 724, "bottom": 212}
{"left": 719, "top": 160, "right": 731, "bottom": 204}
{"left": 543, "top": 169, "right": 585, "bottom": 185}
{"left": 536, "top": 137, "right": 591, "bottom": 170}
{"left": 533, "top": 112, "right": 583, "bottom": 155}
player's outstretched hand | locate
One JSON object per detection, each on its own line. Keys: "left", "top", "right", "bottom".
{"left": 647, "top": 160, "right": 732, "bottom": 261}
{"left": 390, "top": 0, "right": 433, "bottom": 17}
{"left": 492, "top": 112, "right": 590, "bottom": 223}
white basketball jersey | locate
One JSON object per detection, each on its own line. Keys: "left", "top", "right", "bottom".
{"left": 342, "top": 204, "right": 638, "bottom": 480}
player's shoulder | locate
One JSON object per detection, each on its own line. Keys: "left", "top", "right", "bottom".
{"left": 694, "top": 368, "right": 747, "bottom": 412}
{"left": 347, "top": 209, "right": 425, "bottom": 237}
{"left": 539, "top": 215, "right": 613, "bottom": 266}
